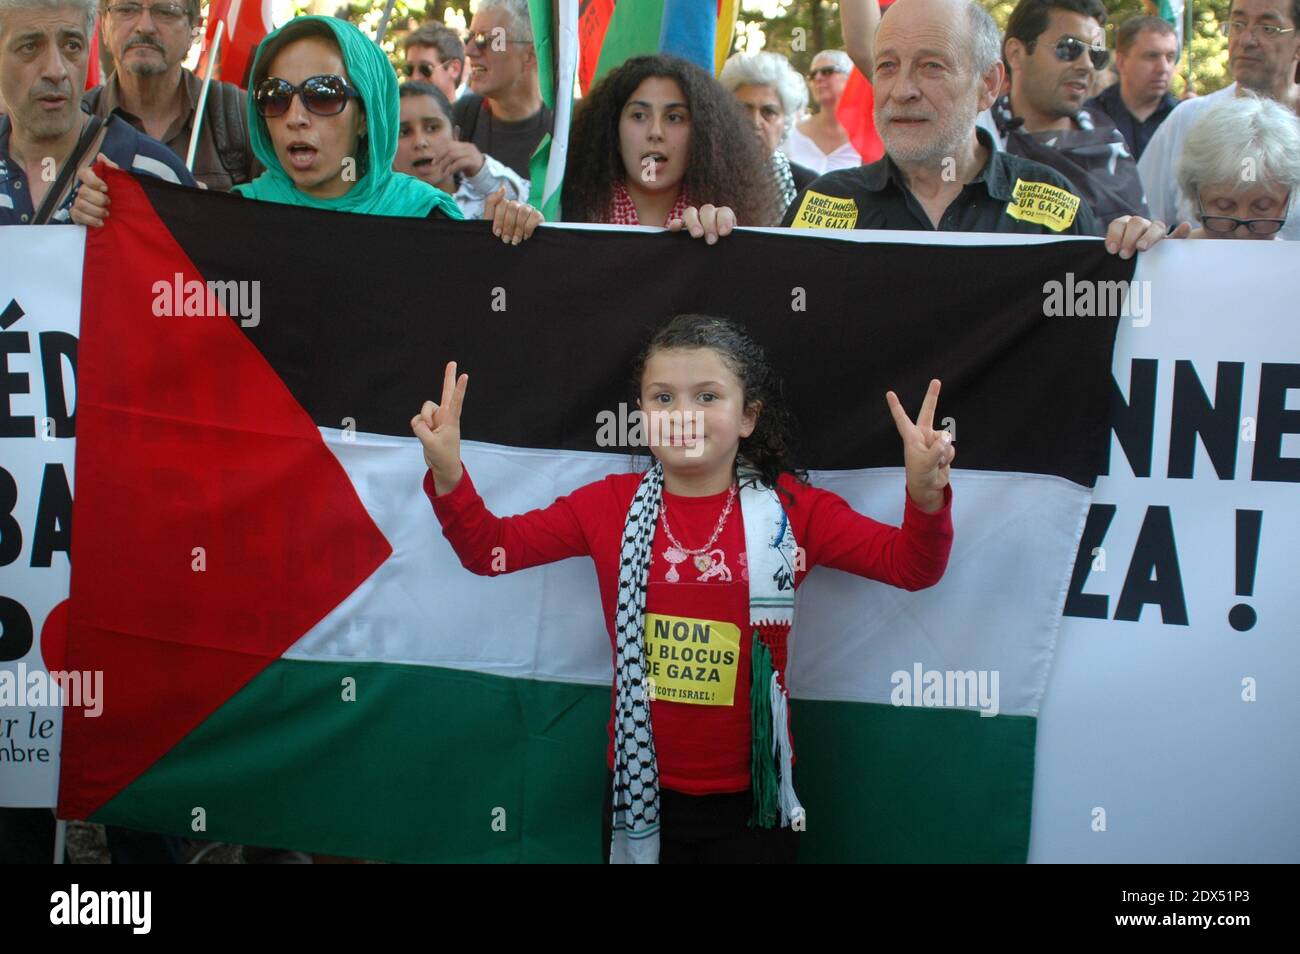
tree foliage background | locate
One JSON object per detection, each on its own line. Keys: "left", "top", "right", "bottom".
{"left": 305, "top": 0, "right": 1235, "bottom": 96}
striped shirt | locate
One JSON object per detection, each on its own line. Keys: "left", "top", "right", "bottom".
{"left": 0, "top": 112, "right": 195, "bottom": 225}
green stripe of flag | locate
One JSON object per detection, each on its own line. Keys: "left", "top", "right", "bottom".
{"left": 92, "top": 658, "right": 1037, "bottom": 862}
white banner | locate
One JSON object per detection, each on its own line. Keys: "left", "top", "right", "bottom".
{"left": 1030, "top": 239, "right": 1300, "bottom": 862}
{"left": 2, "top": 228, "right": 1295, "bottom": 865}
{"left": 0, "top": 227, "right": 82, "bottom": 807}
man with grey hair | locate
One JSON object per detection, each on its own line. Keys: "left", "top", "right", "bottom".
{"left": 83, "top": 0, "right": 259, "bottom": 190}
{"left": 786, "top": 0, "right": 1169, "bottom": 255}
{"left": 452, "top": 0, "right": 551, "bottom": 180}
{"left": 1139, "top": 0, "right": 1300, "bottom": 239}
{"left": 0, "top": 0, "right": 193, "bottom": 224}
{"left": 720, "top": 51, "right": 817, "bottom": 215}
{"left": 1177, "top": 92, "right": 1299, "bottom": 238}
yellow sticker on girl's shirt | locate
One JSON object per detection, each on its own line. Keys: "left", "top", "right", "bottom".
{"left": 1005, "top": 178, "right": 1081, "bottom": 231}
{"left": 644, "top": 613, "right": 741, "bottom": 706}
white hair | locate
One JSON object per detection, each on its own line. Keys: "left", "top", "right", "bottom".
{"left": 719, "top": 51, "right": 809, "bottom": 137}
{"left": 810, "top": 49, "right": 853, "bottom": 74}
{"left": 477, "top": 0, "right": 533, "bottom": 45}
{"left": 0, "top": 0, "right": 96, "bottom": 40}
{"left": 966, "top": 1, "right": 1002, "bottom": 76}
{"left": 1177, "top": 92, "right": 1300, "bottom": 207}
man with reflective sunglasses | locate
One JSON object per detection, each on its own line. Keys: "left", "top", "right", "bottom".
{"left": 0, "top": 0, "right": 194, "bottom": 224}
{"left": 1139, "top": 0, "right": 1300, "bottom": 239}
{"left": 83, "top": 0, "right": 260, "bottom": 190}
{"left": 402, "top": 22, "right": 463, "bottom": 102}
{"left": 451, "top": 0, "right": 552, "bottom": 181}
{"left": 983, "top": 0, "right": 1150, "bottom": 229}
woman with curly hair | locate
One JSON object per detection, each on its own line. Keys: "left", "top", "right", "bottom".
{"left": 562, "top": 54, "right": 782, "bottom": 237}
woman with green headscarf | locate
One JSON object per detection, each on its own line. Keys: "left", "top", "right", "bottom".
{"left": 239, "top": 15, "right": 457, "bottom": 217}
{"left": 73, "top": 16, "right": 542, "bottom": 240}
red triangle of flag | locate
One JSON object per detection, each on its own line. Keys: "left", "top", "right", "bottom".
{"left": 58, "top": 169, "right": 391, "bottom": 819}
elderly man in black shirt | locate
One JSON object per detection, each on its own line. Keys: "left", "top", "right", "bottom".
{"left": 787, "top": 0, "right": 1178, "bottom": 256}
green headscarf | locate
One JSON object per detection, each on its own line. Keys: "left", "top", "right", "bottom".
{"left": 234, "top": 15, "right": 463, "bottom": 219}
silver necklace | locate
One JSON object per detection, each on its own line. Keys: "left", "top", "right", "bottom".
{"left": 660, "top": 483, "right": 738, "bottom": 573}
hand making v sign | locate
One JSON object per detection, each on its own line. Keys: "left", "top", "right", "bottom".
{"left": 886, "top": 379, "right": 954, "bottom": 514}
{"left": 412, "top": 360, "right": 469, "bottom": 496}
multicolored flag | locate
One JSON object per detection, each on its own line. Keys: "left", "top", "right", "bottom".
{"left": 582, "top": 0, "right": 739, "bottom": 94}
{"left": 57, "top": 169, "right": 1128, "bottom": 862}
{"left": 527, "top": 0, "right": 578, "bottom": 221}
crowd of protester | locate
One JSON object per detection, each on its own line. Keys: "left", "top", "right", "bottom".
{"left": 3, "top": 0, "right": 1297, "bottom": 865}
{"left": 0, "top": 0, "right": 1295, "bottom": 243}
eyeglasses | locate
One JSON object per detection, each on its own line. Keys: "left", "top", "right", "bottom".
{"left": 1196, "top": 200, "right": 1288, "bottom": 234}
{"left": 1220, "top": 20, "right": 1297, "bottom": 40}
{"left": 254, "top": 75, "right": 362, "bottom": 118}
{"left": 403, "top": 61, "right": 440, "bottom": 80}
{"left": 1050, "top": 35, "right": 1110, "bottom": 70}
{"left": 105, "top": 2, "right": 188, "bottom": 24}
{"left": 808, "top": 66, "right": 845, "bottom": 79}
{"left": 463, "top": 30, "right": 532, "bottom": 51}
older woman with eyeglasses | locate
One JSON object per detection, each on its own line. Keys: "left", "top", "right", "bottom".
{"left": 782, "top": 50, "right": 861, "bottom": 174}
{"left": 1177, "top": 92, "right": 1300, "bottom": 240}
{"left": 719, "top": 51, "right": 818, "bottom": 218}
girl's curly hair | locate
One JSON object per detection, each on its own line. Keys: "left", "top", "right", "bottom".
{"left": 632, "top": 314, "right": 808, "bottom": 502}
{"left": 562, "top": 54, "right": 781, "bottom": 226}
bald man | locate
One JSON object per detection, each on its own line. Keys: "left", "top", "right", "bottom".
{"left": 787, "top": 0, "right": 1174, "bottom": 255}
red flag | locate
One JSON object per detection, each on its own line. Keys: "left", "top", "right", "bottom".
{"left": 836, "top": 67, "right": 883, "bottom": 165}
{"left": 578, "top": 0, "right": 617, "bottom": 95}
{"left": 197, "top": 0, "right": 274, "bottom": 89}
{"left": 834, "top": 0, "right": 896, "bottom": 165}
{"left": 85, "top": 22, "right": 101, "bottom": 90}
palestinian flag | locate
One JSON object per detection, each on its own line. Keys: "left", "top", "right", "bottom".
{"left": 58, "top": 169, "right": 1131, "bottom": 862}
{"left": 527, "top": 0, "right": 578, "bottom": 221}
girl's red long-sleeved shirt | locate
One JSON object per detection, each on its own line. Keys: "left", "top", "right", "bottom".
{"left": 424, "top": 465, "right": 953, "bottom": 795}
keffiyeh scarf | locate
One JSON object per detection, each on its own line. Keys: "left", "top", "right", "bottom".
{"left": 771, "top": 150, "right": 798, "bottom": 212}
{"left": 609, "top": 460, "right": 804, "bottom": 864}
{"left": 605, "top": 179, "right": 693, "bottom": 226}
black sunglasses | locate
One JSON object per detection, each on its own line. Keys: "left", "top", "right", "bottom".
{"left": 403, "top": 61, "right": 439, "bottom": 80}
{"left": 1051, "top": 35, "right": 1110, "bottom": 70}
{"left": 255, "top": 75, "right": 362, "bottom": 118}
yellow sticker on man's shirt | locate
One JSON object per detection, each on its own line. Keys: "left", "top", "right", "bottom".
{"left": 644, "top": 613, "right": 741, "bottom": 706}
{"left": 790, "top": 190, "right": 859, "bottom": 229}
{"left": 1005, "top": 178, "right": 1081, "bottom": 232}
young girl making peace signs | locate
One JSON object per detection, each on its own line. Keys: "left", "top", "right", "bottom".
{"left": 412, "top": 314, "right": 954, "bottom": 864}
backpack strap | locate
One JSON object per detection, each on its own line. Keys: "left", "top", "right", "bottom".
{"left": 203, "top": 81, "right": 253, "bottom": 184}
{"left": 82, "top": 85, "right": 104, "bottom": 115}
{"left": 32, "top": 114, "right": 109, "bottom": 225}
{"left": 455, "top": 93, "right": 482, "bottom": 144}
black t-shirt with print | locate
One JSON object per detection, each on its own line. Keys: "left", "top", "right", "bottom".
{"left": 781, "top": 127, "right": 1101, "bottom": 236}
